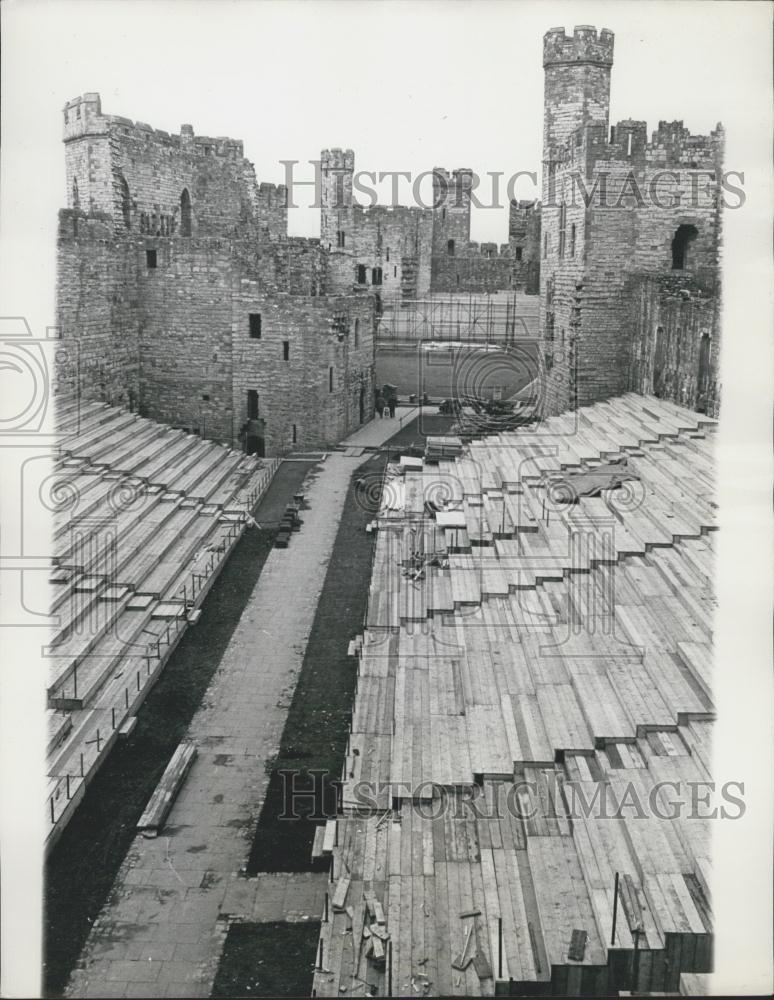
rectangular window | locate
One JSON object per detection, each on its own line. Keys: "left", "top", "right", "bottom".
{"left": 372, "top": 267, "right": 383, "bottom": 286}
{"left": 386, "top": 248, "right": 390, "bottom": 262}
{"left": 558, "top": 203, "right": 567, "bottom": 259}
{"left": 394, "top": 266, "right": 397, "bottom": 277}
{"left": 247, "top": 390, "right": 259, "bottom": 419}
{"left": 329, "top": 366, "right": 334, "bottom": 393}
{"left": 337, "top": 230, "right": 346, "bottom": 248}
{"left": 292, "top": 423, "right": 297, "bottom": 444}
{"left": 283, "top": 340, "right": 289, "bottom": 361}
{"left": 570, "top": 223, "right": 576, "bottom": 257}
{"left": 357, "top": 264, "right": 367, "bottom": 284}
{"left": 146, "top": 249, "right": 157, "bottom": 269}
{"left": 249, "top": 313, "right": 262, "bottom": 339}
{"left": 515, "top": 247, "right": 523, "bottom": 261}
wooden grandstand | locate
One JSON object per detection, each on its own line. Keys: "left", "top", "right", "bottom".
{"left": 313, "top": 393, "right": 716, "bottom": 997}
{"left": 46, "top": 397, "right": 278, "bottom": 848}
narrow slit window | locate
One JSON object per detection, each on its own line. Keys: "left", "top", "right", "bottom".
{"left": 282, "top": 340, "right": 289, "bottom": 361}
{"left": 292, "top": 423, "right": 297, "bottom": 444}
{"left": 329, "top": 366, "right": 334, "bottom": 393}
{"left": 337, "top": 230, "right": 346, "bottom": 248}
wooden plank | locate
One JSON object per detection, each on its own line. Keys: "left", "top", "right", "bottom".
{"left": 137, "top": 740, "right": 197, "bottom": 836}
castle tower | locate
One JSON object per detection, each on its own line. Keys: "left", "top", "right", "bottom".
{"left": 320, "top": 149, "right": 355, "bottom": 292}
{"left": 63, "top": 93, "right": 120, "bottom": 222}
{"left": 542, "top": 27, "right": 614, "bottom": 199}
{"left": 431, "top": 168, "right": 473, "bottom": 258}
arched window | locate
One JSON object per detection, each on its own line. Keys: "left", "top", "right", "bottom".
{"left": 671, "top": 224, "right": 698, "bottom": 270}
{"left": 117, "top": 173, "right": 131, "bottom": 230}
{"left": 180, "top": 188, "right": 192, "bottom": 237}
{"left": 72, "top": 177, "right": 80, "bottom": 209}
{"left": 447, "top": 239, "right": 455, "bottom": 256}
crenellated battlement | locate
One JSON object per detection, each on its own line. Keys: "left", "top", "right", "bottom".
{"left": 555, "top": 118, "right": 724, "bottom": 172}
{"left": 63, "top": 93, "right": 246, "bottom": 160}
{"left": 543, "top": 25, "right": 614, "bottom": 68}
{"left": 321, "top": 148, "right": 355, "bottom": 171}
{"left": 63, "top": 93, "right": 107, "bottom": 141}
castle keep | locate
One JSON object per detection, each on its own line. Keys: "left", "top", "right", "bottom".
{"left": 56, "top": 102, "right": 541, "bottom": 456}
{"left": 540, "top": 27, "right": 723, "bottom": 417}
{"left": 56, "top": 26, "right": 722, "bottom": 451}
{"left": 57, "top": 94, "right": 375, "bottom": 454}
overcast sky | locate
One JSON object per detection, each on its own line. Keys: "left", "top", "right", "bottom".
{"left": 2, "top": 0, "right": 771, "bottom": 243}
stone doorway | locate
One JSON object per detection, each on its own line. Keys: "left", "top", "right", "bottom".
{"left": 246, "top": 434, "right": 265, "bottom": 457}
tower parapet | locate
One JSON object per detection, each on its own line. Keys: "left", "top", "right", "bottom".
{"left": 543, "top": 26, "right": 614, "bottom": 67}
{"left": 63, "top": 93, "right": 107, "bottom": 141}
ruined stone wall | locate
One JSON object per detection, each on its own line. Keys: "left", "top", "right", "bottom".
{"left": 628, "top": 275, "right": 720, "bottom": 416}
{"left": 56, "top": 210, "right": 142, "bottom": 408}
{"left": 230, "top": 291, "right": 375, "bottom": 454}
{"left": 63, "top": 93, "right": 287, "bottom": 242}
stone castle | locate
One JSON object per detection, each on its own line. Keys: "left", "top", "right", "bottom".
{"left": 55, "top": 24, "right": 722, "bottom": 456}
{"left": 540, "top": 26, "right": 723, "bottom": 416}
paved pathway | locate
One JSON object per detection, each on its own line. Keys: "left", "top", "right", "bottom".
{"left": 65, "top": 412, "right": 415, "bottom": 999}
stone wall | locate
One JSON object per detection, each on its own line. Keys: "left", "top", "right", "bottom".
{"left": 320, "top": 151, "right": 539, "bottom": 300}
{"left": 63, "top": 93, "right": 287, "bottom": 242}
{"left": 56, "top": 210, "right": 142, "bottom": 409}
{"left": 351, "top": 206, "right": 433, "bottom": 300}
{"left": 137, "top": 237, "right": 236, "bottom": 441}
{"left": 230, "top": 292, "right": 375, "bottom": 453}
{"left": 628, "top": 275, "right": 720, "bottom": 416}
{"left": 56, "top": 197, "right": 371, "bottom": 452}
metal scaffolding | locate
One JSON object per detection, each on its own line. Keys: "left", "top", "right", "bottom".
{"left": 375, "top": 292, "right": 539, "bottom": 346}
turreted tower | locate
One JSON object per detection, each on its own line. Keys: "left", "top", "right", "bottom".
{"left": 63, "top": 93, "right": 117, "bottom": 220}
{"left": 542, "top": 26, "right": 614, "bottom": 200}
{"left": 320, "top": 149, "right": 355, "bottom": 292}
{"left": 431, "top": 168, "right": 473, "bottom": 259}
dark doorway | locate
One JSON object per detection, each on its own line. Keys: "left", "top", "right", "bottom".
{"left": 671, "top": 224, "right": 698, "bottom": 269}
{"left": 246, "top": 435, "right": 265, "bottom": 457}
